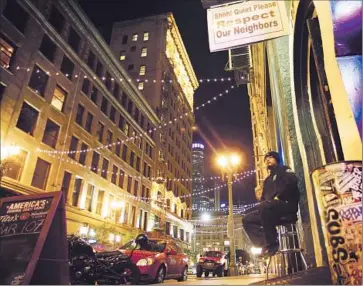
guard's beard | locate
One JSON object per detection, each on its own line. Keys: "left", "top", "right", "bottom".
{"left": 267, "top": 164, "right": 278, "bottom": 171}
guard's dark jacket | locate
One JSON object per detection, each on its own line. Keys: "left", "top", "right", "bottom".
{"left": 261, "top": 165, "right": 300, "bottom": 208}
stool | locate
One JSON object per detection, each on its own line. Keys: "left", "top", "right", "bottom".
{"left": 266, "top": 214, "right": 308, "bottom": 281}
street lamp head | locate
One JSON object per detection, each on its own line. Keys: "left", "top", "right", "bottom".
{"left": 217, "top": 153, "right": 241, "bottom": 169}
{"left": 230, "top": 154, "right": 241, "bottom": 166}
{"left": 217, "top": 155, "right": 228, "bottom": 168}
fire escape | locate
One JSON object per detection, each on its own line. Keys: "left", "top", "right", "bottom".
{"left": 225, "top": 44, "right": 270, "bottom": 200}
{"left": 153, "top": 71, "right": 172, "bottom": 231}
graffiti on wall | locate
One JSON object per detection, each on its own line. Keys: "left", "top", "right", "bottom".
{"left": 313, "top": 161, "right": 362, "bottom": 285}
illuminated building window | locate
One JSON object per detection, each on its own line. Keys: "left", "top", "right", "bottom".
{"left": 141, "top": 47, "right": 147, "bottom": 57}
{"left": 96, "top": 190, "right": 104, "bottom": 215}
{"left": 51, "top": 85, "right": 67, "bottom": 112}
{"left": 85, "top": 184, "right": 95, "bottom": 212}
{"left": 132, "top": 33, "right": 138, "bottom": 41}
{"left": 143, "top": 32, "right": 149, "bottom": 41}
{"left": 138, "top": 82, "right": 144, "bottom": 90}
{"left": 139, "top": 65, "right": 146, "bottom": 75}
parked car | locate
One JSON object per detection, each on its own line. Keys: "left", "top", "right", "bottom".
{"left": 196, "top": 251, "right": 228, "bottom": 278}
{"left": 188, "top": 265, "right": 197, "bottom": 275}
{"left": 120, "top": 234, "right": 188, "bottom": 283}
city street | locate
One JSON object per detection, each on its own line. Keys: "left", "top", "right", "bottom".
{"left": 166, "top": 275, "right": 267, "bottom": 285}
{"left": 0, "top": 0, "right": 361, "bottom": 285}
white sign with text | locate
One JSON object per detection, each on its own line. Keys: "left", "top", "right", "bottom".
{"left": 207, "top": 1, "right": 290, "bottom": 52}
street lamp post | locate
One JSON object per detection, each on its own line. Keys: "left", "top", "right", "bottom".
{"left": 217, "top": 153, "right": 241, "bottom": 277}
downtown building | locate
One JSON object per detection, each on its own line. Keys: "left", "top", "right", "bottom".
{"left": 109, "top": 13, "right": 199, "bottom": 226}
{"left": 0, "top": 0, "right": 193, "bottom": 248}
{"left": 193, "top": 214, "right": 252, "bottom": 256}
{"left": 191, "top": 142, "right": 209, "bottom": 212}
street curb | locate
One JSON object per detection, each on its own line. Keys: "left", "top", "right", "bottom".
{"left": 249, "top": 267, "right": 332, "bottom": 285}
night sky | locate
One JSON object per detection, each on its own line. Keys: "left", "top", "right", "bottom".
{"left": 78, "top": 0, "right": 257, "bottom": 204}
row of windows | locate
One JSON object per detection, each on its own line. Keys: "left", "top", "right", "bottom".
{"left": 2, "top": 150, "right": 190, "bottom": 227}
{"left": 62, "top": 173, "right": 150, "bottom": 229}
{"left": 7, "top": 60, "right": 154, "bottom": 160}
{"left": 75, "top": 101, "right": 153, "bottom": 160}
{"left": 164, "top": 222, "right": 190, "bottom": 242}
{"left": 2, "top": 1, "right": 155, "bottom": 142}
{"left": 81, "top": 75, "right": 153, "bottom": 137}
{"left": 120, "top": 47, "right": 147, "bottom": 61}
{"left": 15, "top": 99, "right": 153, "bottom": 181}
{"left": 167, "top": 143, "right": 191, "bottom": 177}
{"left": 123, "top": 32, "right": 149, "bottom": 45}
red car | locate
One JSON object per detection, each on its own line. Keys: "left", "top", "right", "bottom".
{"left": 197, "top": 251, "right": 229, "bottom": 277}
{"left": 120, "top": 237, "right": 188, "bottom": 283}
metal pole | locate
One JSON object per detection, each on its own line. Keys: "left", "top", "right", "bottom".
{"left": 227, "top": 172, "right": 237, "bottom": 276}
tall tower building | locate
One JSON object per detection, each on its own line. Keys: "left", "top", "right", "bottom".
{"left": 214, "top": 182, "right": 221, "bottom": 209}
{"left": 110, "top": 13, "right": 199, "bottom": 220}
{"left": 192, "top": 143, "right": 206, "bottom": 212}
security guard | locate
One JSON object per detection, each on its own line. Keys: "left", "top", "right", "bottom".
{"left": 242, "top": 151, "right": 300, "bottom": 257}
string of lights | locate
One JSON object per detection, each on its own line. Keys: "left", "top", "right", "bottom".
{"left": 188, "top": 202, "right": 258, "bottom": 212}
{"left": 198, "top": 77, "right": 233, "bottom": 83}
{"left": 179, "top": 171, "right": 255, "bottom": 198}
{"left": 192, "top": 223, "right": 243, "bottom": 227}
{"left": 48, "top": 149, "right": 255, "bottom": 184}
{"left": 195, "top": 227, "right": 244, "bottom": 234}
{"left": 34, "top": 81, "right": 236, "bottom": 154}
{"left": 11, "top": 65, "right": 234, "bottom": 84}
{"left": 187, "top": 215, "right": 229, "bottom": 221}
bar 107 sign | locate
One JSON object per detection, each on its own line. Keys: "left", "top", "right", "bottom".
{"left": 207, "top": 1, "right": 290, "bottom": 52}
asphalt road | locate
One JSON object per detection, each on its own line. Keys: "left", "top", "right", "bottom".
{"left": 164, "top": 274, "right": 267, "bottom": 285}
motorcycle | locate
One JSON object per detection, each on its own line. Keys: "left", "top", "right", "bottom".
{"left": 68, "top": 235, "right": 140, "bottom": 285}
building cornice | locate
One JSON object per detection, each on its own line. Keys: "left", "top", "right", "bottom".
{"left": 167, "top": 14, "right": 199, "bottom": 90}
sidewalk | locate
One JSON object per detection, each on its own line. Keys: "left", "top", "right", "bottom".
{"left": 250, "top": 267, "right": 332, "bottom": 285}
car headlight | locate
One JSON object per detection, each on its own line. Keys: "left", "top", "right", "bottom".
{"left": 136, "top": 257, "right": 154, "bottom": 266}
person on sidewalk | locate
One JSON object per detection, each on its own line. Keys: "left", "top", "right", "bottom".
{"left": 242, "top": 151, "right": 300, "bottom": 257}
